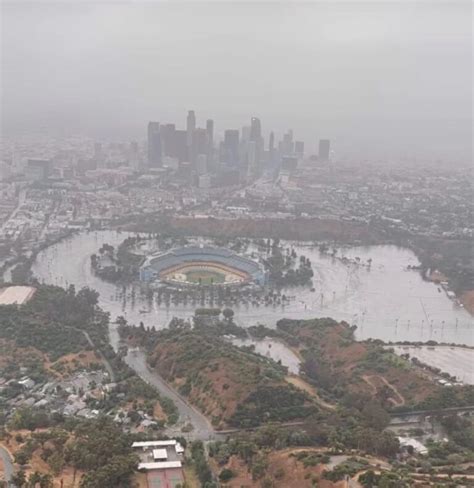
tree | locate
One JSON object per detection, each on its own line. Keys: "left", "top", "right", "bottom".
{"left": 11, "top": 470, "right": 26, "bottom": 488}
{"left": 361, "top": 402, "right": 390, "bottom": 431}
{"left": 219, "top": 468, "right": 235, "bottom": 482}
{"left": 222, "top": 308, "right": 234, "bottom": 322}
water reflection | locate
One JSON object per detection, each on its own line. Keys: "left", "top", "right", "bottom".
{"left": 231, "top": 337, "right": 301, "bottom": 374}
{"left": 31, "top": 230, "right": 473, "bottom": 345}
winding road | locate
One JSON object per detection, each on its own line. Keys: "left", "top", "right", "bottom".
{"left": 0, "top": 445, "right": 15, "bottom": 487}
{"left": 124, "top": 349, "right": 220, "bottom": 441}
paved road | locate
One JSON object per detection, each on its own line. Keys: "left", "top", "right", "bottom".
{"left": 0, "top": 445, "right": 15, "bottom": 487}
{"left": 0, "top": 188, "right": 25, "bottom": 234}
{"left": 125, "top": 349, "right": 220, "bottom": 441}
{"left": 77, "top": 328, "right": 116, "bottom": 382}
{"left": 390, "top": 405, "right": 474, "bottom": 420}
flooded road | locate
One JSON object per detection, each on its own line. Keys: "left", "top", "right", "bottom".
{"left": 391, "top": 345, "right": 474, "bottom": 384}
{"left": 31, "top": 230, "right": 473, "bottom": 345}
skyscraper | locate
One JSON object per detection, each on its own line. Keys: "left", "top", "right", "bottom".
{"left": 186, "top": 110, "right": 196, "bottom": 158}
{"left": 206, "top": 119, "right": 214, "bottom": 163}
{"left": 147, "top": 121, "right": 162, "bottom": 167}
{"left": 269, "top": 131, "right": 275, "bottom": 153}
{"left": 249, "top": 117, "right": 263, "bottom": 175}
{"left": 247, "top": 141, "right": 258, "bottom": 180}
{"left": 318, "top": 139, "right": 331, "bottom": 161}
{"left": 174, "top": 130, "right": 188, "bottom": 162}
{"left": 223, "top": 129, "right": 240, "bottom": 167}
{"left": 196, "top": 154, "right": 208, "bottom": 175}
{"left": 268, "top": 131, "right": 277, "bottom": 169}
{"left": 192, "top": 128, "right": 208, "bottom": 165}
{"left": 160, "top": 124, "right": 174, "bottom": 157}
{"left": 250, "top": 117, "right": 261, "bottom": 143}
{"left": 206, "top": 119, "right": 214, "bottom": 150}
{"left": 280, "top": 130, "right": 294, "bottom": 156}
{"left": 294, "top": 141, "right": 304, "bottom": 157}
{"left": 241, "top": 126, "right": 251, "bottom": 143}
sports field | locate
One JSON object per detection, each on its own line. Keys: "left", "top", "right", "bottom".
{"left": 184, "top": 269, "right": 226, "bottom": 285}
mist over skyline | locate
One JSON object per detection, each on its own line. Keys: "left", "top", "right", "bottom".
{"left": 2, "top": 1, "right": 472, "bottom": 161}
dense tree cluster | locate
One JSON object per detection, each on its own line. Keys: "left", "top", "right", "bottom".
{"left": 265, "top": 239, "right": 314, "bottom": 287}
{"left": 0, "top": 285, "right": 107, "bottom": 360}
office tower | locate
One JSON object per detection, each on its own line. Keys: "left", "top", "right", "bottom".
{"left": 206, "top": 119, "right": 214, "bottom": 151}
{"left": 269, "top": 131, "right": 275, "bottom": 153}
{"left": 294, "top": 141, "right": 304, "bottom": 157}
{"left": 196, "top": 154, "right": 208, "bottom": 175}
{"left": 186, "top": 110, "right": 196, "bottom": 151}
{"left": 147, "top": 121, "right": 162, "bottom": 167}
{"left": 280, "top": 130, "right": 294, "bottom": 156}
{"left": 250, "top": 117, "right": 261, "bottom": 142}
{"left": 247, "top": 141, "right": 257, "bottom": 180}
{"left": 223, "top": 129, "right": 240, "bottom": 167}
{"left": 268, "top": 131, "right": 277, "bottom": 170}
{"left": 174, "top": 130, "right": 188, "bottom": 162}
{"left": 319, "top": 139, "right": 331, "bottom": 161}
{"left": 192, "top": 128, "right": 208, "bottom": 165}
{"left": 241, "top": 126, "right": 251, "bottom": 143}
{"left": 249, "top": 117, "right": 264, "bottom": 177}
{"left": 160, "top": 124, "right": 175, "bottom": 158}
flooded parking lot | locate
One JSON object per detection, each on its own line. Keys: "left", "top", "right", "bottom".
{"left": 391, "top": 345, "right": 474, "bottom": 385}
{"left": 31, "top": 230, "right": 473, "bottom": 346}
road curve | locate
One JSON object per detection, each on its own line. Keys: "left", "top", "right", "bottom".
{"left": 124, "top": 349, "right": 220, "bottom": 441}
{"left": 0, "top": 445, "right": 15, "bottom": 487}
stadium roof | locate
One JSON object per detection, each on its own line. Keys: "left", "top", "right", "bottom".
{"left": 143, "top": 246, "right": 262, "bottom": 276}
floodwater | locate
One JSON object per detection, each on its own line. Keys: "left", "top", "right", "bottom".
{"left": 391, "top": 345, "right": 474, "bottom": 385}
{"left": 31, "top": 230, "right": 473, "bottom": 346}
{"left": 231, "top": 337, "right": 301, "bottom": 374}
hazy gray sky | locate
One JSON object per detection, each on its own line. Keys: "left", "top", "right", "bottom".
{"left": 1, "top": 1, "right": 472, "bottom": 160}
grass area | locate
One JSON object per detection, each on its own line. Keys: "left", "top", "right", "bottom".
{"left": 184, "top": 269, "right": 226, "bottom": 285}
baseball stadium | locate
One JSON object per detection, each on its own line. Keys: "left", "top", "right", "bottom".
{"left": 139, "top": 246, "right": 267, "bottom": 287}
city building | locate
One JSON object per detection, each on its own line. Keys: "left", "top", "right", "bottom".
{"left": 147, "top": 122, "right": 162, "bottom": 167}
{"left": 186, "top": 110, "right": 196, "bottom": 158}
{"left": 196, "top": 153, "right": 208, "bottom": 175}
{"left": 250, "top": 116, "right": 263, "bottom": 164}
{"left": 206, "top": 118, "right": 214, "bottom": 161}
{"left": 26, "top": 158, "right": 52, "bottom": 181}
{"left": 192, "top": 128, "right": 208, "bottom": 165}
{"left": 294, "top": 140, "right": 305, "bottom": 157}
{"left": 319, "top": 139, "right": 331, "bottom": 161}
{"left": 133, "top": 440, "right": 185, "bottom": 487}
{"left": 223, "top": 129, "right": 240, "bottom": 167}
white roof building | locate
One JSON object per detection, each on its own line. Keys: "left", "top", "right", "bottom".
{"left": 132, "top": 440, "right": 180, "bottom": 448}
{"left": 398, "top": 437, "right": 428, "bottom": 455}
{"left": 138, "top": 461, "right": 182, "bottom": 471}
{"left": 152, "top": 449, "right": 168, "bottom": 461}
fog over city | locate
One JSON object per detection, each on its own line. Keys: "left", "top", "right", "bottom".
{"left": 0, "top": 2, "right": 473, "bottom": 487}
{"left": 2, "top": 1, "right": 472, "bottom": 161}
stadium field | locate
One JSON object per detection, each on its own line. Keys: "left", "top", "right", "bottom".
{"left": 184, "top": 269, "right": 226, "bottom": 285}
